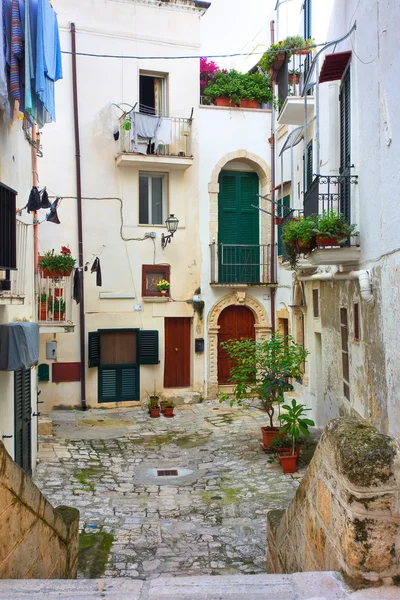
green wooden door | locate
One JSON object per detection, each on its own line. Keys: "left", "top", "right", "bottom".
{"left": 218, "top": 172, "right": 259, "bottom": 283}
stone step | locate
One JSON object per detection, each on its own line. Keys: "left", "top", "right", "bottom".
{"left": 0, "top": 572, "right": 355, "bottom": 599}
{"left": 161, "top": 391, "right": 202, "bottom": 406}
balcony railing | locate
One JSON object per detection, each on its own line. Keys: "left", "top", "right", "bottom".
{"left": 0, "top": 220, "right": 29, "bottom": 303}
{"left": 304, "top": 174, "right": 358, "bottom": 225}
{"left": 210, "top": 243, "right": 275, "bottom": 285}
{"left": 36, "top": 274, "right": 73, "bottom": 325}
{"left": 119, "top": 111, "right": 192, "bottom": 158}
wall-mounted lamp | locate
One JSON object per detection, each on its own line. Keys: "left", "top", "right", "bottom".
{"left": 161, "top": 214, "right": 179, "bottom": 250}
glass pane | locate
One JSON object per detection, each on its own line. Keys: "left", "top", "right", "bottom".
{"left": 139, "top": 176, "right": 149, "bottom": 224}
{"left": 152, "top": 177, "right": 163, "bottom": 224}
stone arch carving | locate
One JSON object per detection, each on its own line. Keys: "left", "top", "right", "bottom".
{"left": 208, "top": 150, "right": 271, "bottom": 243}
{"left": 206, "top": 291, "right": 271, "bottom": 398}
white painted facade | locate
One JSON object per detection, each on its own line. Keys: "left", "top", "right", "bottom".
{"left": 272, "top": 0, "right": 400, "bottom": 435}
{"left": 0, "top": 119, "right": 38, "bottom": 470}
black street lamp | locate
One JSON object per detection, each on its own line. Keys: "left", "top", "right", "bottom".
{"left": 161, "top": 214, "right": 179, "bottom": 249}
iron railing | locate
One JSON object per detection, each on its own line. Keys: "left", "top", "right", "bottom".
{"left": 0, "top": 220, "right": 29, "bottom": 299}
{"left": 36, "top": 274, "right": 73, "bottom": 324}
{"left": 119, "top": 111, "right": 192, "bottom": 157}
{"left": 304, "top": 174, "right": 358, "bottom": 223}
{"left": 210, "top": 243, "right": 275, "bottom": 284}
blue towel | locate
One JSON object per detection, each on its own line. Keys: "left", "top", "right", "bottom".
{"left": 36, "top": 0, "right": 62, "bottom": 122}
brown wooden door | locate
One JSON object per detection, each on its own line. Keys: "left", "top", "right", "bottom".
{"left": 164, "top": 318, "right": 191, "bottom": 387}
{"left": 218, "top": 305, "right": 255, "bottom": 384}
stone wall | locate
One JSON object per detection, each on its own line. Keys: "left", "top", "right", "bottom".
{"left": 0, "top": 441, "right": 79, "bottom": 579}
{"left": 267, "top": 418, "right": 400, "bottom": 588}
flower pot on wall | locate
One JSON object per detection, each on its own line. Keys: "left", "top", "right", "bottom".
{"left": 240, "top": 99, "right": 258, "bottom": 109}
{"left": 53, "top": 311, "right": 65, "bottom": 322}
{"left": 38, "top": 303, "right": 47, "bottom": 321}
{"left": 215, "top": 97, "right": 232, "bottom": 107}
{"left": 295, "top": 239, "right": 313, "bottom": 254}
{"left": 316, "top": 235, "right": 343, "bottom": 247}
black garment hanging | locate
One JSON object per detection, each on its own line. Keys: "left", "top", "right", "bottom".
{"left": 27, "top": 187, "right": 41, "bottom": 213}
{"left": 91, "top": 257, "right": 102, "bottom": 287}
{"left": 46, "top": 198, "right": 61, "bottom": 224}
{"left": 73, "top": 269, "right": 81, "bottom": 304}
{"left": 40, "top": 189, "right": 51, "bottom": 209}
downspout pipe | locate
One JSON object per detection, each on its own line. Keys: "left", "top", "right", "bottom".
{"left": 269, "top": 19, "right": 276, "bottom": 334}
{"left": 71, "top": 23, "right": 87, "bottom": 410}
{"left": 297, "top": 267, "right": 374, "bottom": 306}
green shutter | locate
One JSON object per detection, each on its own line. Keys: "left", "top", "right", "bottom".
{"left": 277, "top": 195, "right": 290, "bottom": 256}
{"left": 306, "top": 141, "right": 313, "bottom": 190}
{"left": 14, "top": 368, "right": 32, "bottom": 475}
{"left": 138, "top": 330, "right": 159, "bottom": 365}
{"left": 98, "top": 365, "right": 139, "bottom": 403}
{"left": 340, "top": 68, "right": 351, "bottom": 223}
{"left": 88, "top": 331, "right": 101, "bottom": 367}
{"left": 218, "top": 172, "right": 259, "bottom": 283}
{"left": 38, "top": 364, "right": 49, "bottom": 382}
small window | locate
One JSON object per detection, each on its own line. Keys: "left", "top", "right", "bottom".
{"left": 139, "top": 72, "right": 166, "bottom": 116}
{"left": 354, "top": 303, "right": 360, "bottom": 341}
{"left": 312, "top": 289, "right": 319, "bottom": 318}
{"left": 142, "top": 264, "right": 170, "bottom": 297}
{"left": 139, "top": 173, "right": 167, "bottom": 225}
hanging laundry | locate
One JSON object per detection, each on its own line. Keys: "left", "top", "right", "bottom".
{"left": 10, "top": 0, "right": 23, "bottom": 103}
{"left": 46, "top": 197, "right": 60, "bottom": 224}
{"left": 155, "top": 117, "right": 172, "bottom": 154}
{"left": 0, "top": 0, "right": 9, "bottom": 111}
{"left": 40, "top": 188, "right": 51, "bottom": 208}
{"left": 91, "top": 257, "right": 102, "bottom": 287}
{"left": 27, "top": 185, "right": 41, "bottom": 213}
{"left": 36, "top": 0, "right": 62, "bottom": 122}
{"left": 24, "top": 0, "right": 37, "bottom": 123}
{"left": 130, "top": 112, "right": 160, "bottom": 154}
{"left": 73, "top": 269, "right": 81, "bottom": 304}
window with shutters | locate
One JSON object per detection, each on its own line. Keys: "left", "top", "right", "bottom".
{"left": 14, "top": 368, "right": 32, "bottom": 475}
{"left": 139, "top": 173, "right": 168, "bottom": 225}
{"left": 306, "top": 140, "right": 313, "bottom": 191}
{"left": 277, "top": 195, "right": 290, "bottom": 256}
{"left": 0, "top": 183, "right": 17, "bottom": 288}
{"left": 340, "top": 68, "right": 351, "bottom": 224}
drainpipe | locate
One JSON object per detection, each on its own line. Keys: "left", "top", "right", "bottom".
{"left": 71, "top": 23, "right": 87, "bottom": 410}
{"left": 269, "top": 19, "right": 276, "bottom": 334}
{"left": 296, "top": 268, "right": 374, "bottom": 306}
{"left": 32, "top": 125, "right": 39, "bottom": 273}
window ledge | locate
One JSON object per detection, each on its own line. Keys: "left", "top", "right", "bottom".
{"left": 143, "top": 297, "right": 170, "bottom": 303}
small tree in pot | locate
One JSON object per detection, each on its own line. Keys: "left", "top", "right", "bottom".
{"left": 220, "top": 334, "right": 309, "bottom": 448}
{"left": 277, "top": 399, "right": 315, "bottom": 473}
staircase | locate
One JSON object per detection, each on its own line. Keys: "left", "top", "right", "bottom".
{"left": 0, "top": 573, "right": 398, "bottom": 600}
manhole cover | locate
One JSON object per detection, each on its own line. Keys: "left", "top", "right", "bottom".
{"left": 157, "top": 469, "right": 178, "bottom": 477}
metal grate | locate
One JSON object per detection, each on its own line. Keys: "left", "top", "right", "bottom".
{"left": 157, "top": 469, "right": 178, "bottom": 477}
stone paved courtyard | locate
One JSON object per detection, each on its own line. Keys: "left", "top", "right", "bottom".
{"left": 34, "top": 401, "right": 308, "bottom": 580}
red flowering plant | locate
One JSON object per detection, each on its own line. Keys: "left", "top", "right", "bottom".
{"left": 200, "top": 57, "right": 221, "bottom": 97}
{"left": 39, "top": 246, "right": 76, "bottom": 276}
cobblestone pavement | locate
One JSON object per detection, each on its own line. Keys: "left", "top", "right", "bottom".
{"left": 34, "top": 401, "right": 307, "bottom": 580}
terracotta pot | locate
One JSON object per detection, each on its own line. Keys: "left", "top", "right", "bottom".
{"left": 150, "top": 407, "right": 160, "bottom": 418}
{"left": 54, "top": 288, "right": 63, "bottom": 297}
{"left": 38, "top": 303, "right": 47, "bottom": 321}
{"left": 164, "top": 407, "right": 174, "bottom": 418}
{"left": 41, "top": 268, "right": 71, "bottom": 279}
{"left": 261, "top": 426, "right": 280, "bottom": 448}
{"left": 277, "top": 444, "right": 301, "bottom": 458}
{"left": 292, "top": 48, "right": 310, "bottom": 55}
{"left": 274, "top": 216, "right": 284, "bottom": 226}
{"left": 278, "top": 452, "right": 298, "bottom": 473}
{"left": 316, "top": 235, "right": 342, "bottom": 247}
{"left": 295, "top": 239, "right": 313, "bottom": 253}
{"left": 240, "top": 99, "right": 258, "bottom": 109}
{"left": 160, "top": 289, "right": 168, "bottom": 295}
{"left": 53, "top": 311, "right": 65, "bottom": 321}
{"left": 288, "top": 73, "right": 300, "bottom": 85}
{"left": 215, "top": 97, "right": 232, "bottom": 107}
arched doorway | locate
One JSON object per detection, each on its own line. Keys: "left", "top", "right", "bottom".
{"left": 217, "top": 305, "right": 255, "bottom": 384}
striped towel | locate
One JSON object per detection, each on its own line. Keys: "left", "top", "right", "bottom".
{"left": 10, "top": 0, "right": 22, "bottom": 101}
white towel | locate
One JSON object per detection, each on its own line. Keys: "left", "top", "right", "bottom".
{"left": 155, "top": 117, "right": 172, "bottom": 153}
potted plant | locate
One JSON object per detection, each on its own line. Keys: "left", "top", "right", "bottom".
{"left": 315, "top": 211, "right": 357, "bottom": 247}
{"left": 39, "top": 246, "right": 76, "bottom": 278}
{"left": 163, "top": 400, "right": 175, "bottom": 418}
{"left": 49, "top": 297, "right": 66, "bottom": 321}
{"left": 156, "top": 279, "right": 170, "bottom": 295}
{"left": 200, "top": 57, "right": 221, "bottom": 98}
{"left": 38, "top": 293, "right": 48, "bottom": 321}
{"left": 219, "top": 334, "right": 309, "bottom": 449}
{"left": 259, "top": 41, "right": 286, "bottom": 78}
{"left": 281, "top": 215, "right": 318, "bottom": 268}
{"left": 239, "top": 72, "right": 273, "bottom": 108}
{"left": 277, "top": 399, "right": 315, "bottom": 473}
{"left": 284, "top": 36, "right": 315, "bottom": 55}
{"left": 288, "top": 68, "right": 300, "bottom": 85}
{"left": 203, "top": 69, "right": 244, "bottom": 106}
{"left": 149, "top": 396, "right": 160, "bottom": 418}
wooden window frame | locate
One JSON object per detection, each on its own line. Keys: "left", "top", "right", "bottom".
{"left": 139, "top": 172, "right": 168, "bottom": 226}
{"left": 142, "top": 264, "right": 170, "bottom": 297}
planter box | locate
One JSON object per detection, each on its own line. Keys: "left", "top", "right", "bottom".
{"left": 240, "top": 99, "right": 258, "bottom": 109}
{"left": 215, "top": 97, "right": 232, "bottom": 107}
{"left": 316, "top": 235, "right": 343, "bottom": 247}
{"left": 295, "top": 239, "right": 313, "bottom": 254}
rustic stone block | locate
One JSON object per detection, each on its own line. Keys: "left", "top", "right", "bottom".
{"left": 318, "top": 479, "right": 331, "bottom": 528}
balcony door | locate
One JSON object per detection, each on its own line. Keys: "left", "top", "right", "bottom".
{"left": 218, "top": 171, "right": 259, "bottom": 284}
{"left": 218, "top": 306, "right": 255, "bottom": 384}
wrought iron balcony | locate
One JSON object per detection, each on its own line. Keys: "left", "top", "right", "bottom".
{"left": 210, "top": 243, "right": 275, "bottom": 285}
{"left": 36, "top": 274, "right": 74, "bottom": 332}
{"left": 0, "top": 220, "right": 30, "bottom": 305}
{"left": 116, "top": 111, "right": 193, "bottom": 170}
{"left": 304, "top": 174, "right": 358, "bottom": 223}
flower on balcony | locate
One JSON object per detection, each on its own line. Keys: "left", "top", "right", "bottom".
{"left": 39, "top": 247, "right": 76, "bottom": 277}
{"left": 200, "top": 57, "right": 222, "bottom": 96}
{"left": 156, "top": 279, "right": 170, "bottom": 292}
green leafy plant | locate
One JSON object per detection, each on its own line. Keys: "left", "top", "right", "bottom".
{"left": 39, "top": 247, "right": 76, "bottom": 275}
{"left": 48, "top": 297, "right": 66, "bottom": 313}
{"left": 259, "top": 37, "right": 315, "bottom": 75}
{"left": 148, "top": 396, "right": 160, "bottom": 409}
{"left": 163, "top": 400, "right": 175, "bottom": 409}
{"left": 281, "top": 215, "right": 318, "bottom": 268}
{"left": 39, "top": 293, "right": 47, "bottom": 303}
{"left": 278, "top": 399, "right": 315, "bottom": 455}
{"left": 203, "top": 70, "right": 273, "bottom": 105}
{"left": 240, "top": 72, "right": 273, "bottom": 104}
{"left": 259, "top": 42, "right": 286, "bottom": 72}
{"left": 219, "top": 334, "right": 309, "bottom": 429}
{"left": 316, "top": 211, "right": 357, "bottom": 241}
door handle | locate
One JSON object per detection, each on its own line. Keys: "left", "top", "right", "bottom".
{"left": 175, "top": 347, "right": 179, "bottom": 352}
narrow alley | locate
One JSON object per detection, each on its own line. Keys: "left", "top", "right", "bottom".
{"left": 34, "top": 402, "right": 308, "bottom": 579}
